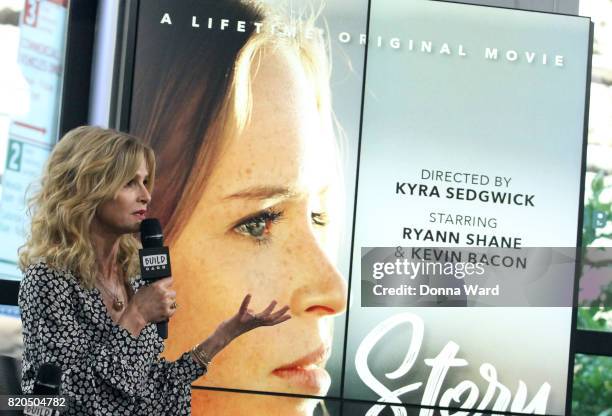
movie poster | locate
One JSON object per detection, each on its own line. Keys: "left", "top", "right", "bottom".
{"left": 127, "top": 0, "right": 590, "bottom": 415}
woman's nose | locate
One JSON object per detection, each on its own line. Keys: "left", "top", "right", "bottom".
{"left": 139, "top": 184, "right": 152, "bottom": 204}
{"left": 289, "top": 233, "right": 348, "bottom": 317}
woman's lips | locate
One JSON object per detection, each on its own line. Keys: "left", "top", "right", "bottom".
{"left": 271, "top": 345, "right": 331, "bottom": 394}
{"left": 133, "top": 210, "right": 147, "bottom": 220}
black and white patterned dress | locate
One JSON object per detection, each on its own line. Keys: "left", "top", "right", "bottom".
{"left": 18, "top": 262, "right": 206, "bottom": 415}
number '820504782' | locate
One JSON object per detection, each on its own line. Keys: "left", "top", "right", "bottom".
{"left": 1, "top": 395, "right": 67, "bottom": 410}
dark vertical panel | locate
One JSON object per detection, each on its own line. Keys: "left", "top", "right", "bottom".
{"left": 58, "top": 0, "right": 100, "bottom": 137}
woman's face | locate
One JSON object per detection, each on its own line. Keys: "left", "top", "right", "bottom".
{"left": 166, "top": 47, "right": 347, "bottom": 414}
{"left": 93, "top": 158, "right": 150, "bottom": 236}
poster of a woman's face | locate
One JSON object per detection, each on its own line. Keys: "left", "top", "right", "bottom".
{"left": 128, "top": 0, "right": 589, "bottom": 415}
{"left": 129, "top": 0, "right": 363, "bottom": 414}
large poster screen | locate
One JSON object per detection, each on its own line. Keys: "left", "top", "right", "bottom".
{"left": 128, "top": 0, "right": 590, "bottom": 414}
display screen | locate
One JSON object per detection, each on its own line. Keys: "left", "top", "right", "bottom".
{"left": 0, "top": 0, "right": 68, "bottom": 282}
{"left": 127, "top": 0, "right": 591, "bottom": 415}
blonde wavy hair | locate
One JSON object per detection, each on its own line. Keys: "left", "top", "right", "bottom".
{"left": 18, "top": 126, "right": 156, "bottom": 289}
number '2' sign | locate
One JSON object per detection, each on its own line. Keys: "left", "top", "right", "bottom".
{"left": 6, "top": 140, "right": 23, "bottom": 172}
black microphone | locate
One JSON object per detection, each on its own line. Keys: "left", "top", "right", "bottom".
{"left": 139, "top": 218, "right": 172, "bottom": 339}
{"left": 23, "top": 362, "right": 61, "bottom": 415}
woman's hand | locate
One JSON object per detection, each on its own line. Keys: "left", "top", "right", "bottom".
{"left": 216, "top": 294, "right": 291, "bottom": 344}
{"left": 131, "top": 277, "right": 177, "bottom": 323}
{"left": 191, "top": 295, "right": 291, "bottom": 366}
{"left": 119, "top": 277, "right": 176, "bottom": 336}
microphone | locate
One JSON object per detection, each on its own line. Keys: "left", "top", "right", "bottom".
{"left": 139, "top": 218, "right": 172, "bottom": 339}
{"left": 23, "top": 362, "right": 61, "bottom": 415}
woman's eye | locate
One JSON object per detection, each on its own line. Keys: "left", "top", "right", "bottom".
{"left": 234, "top": 209, "right": 283, "bottom": 241}
{"left": 126, "top": 179, "right": 147, "bottom": 187}
{"left": 312, "top": 212, "right": 328, "bottom": 226}
{"left": 235, "top": 219, "right": 266, "bottom": 238}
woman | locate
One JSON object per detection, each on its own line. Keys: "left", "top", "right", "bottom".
{"left": 17, "top": 126, "right": 291, "bottom": 415}
{"left": 130, "top": 0, "right": 348, "bottom": 414}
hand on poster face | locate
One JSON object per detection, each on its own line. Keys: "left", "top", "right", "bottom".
{"left": 216, "top": 294, "right": 291, "bottom": 344}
